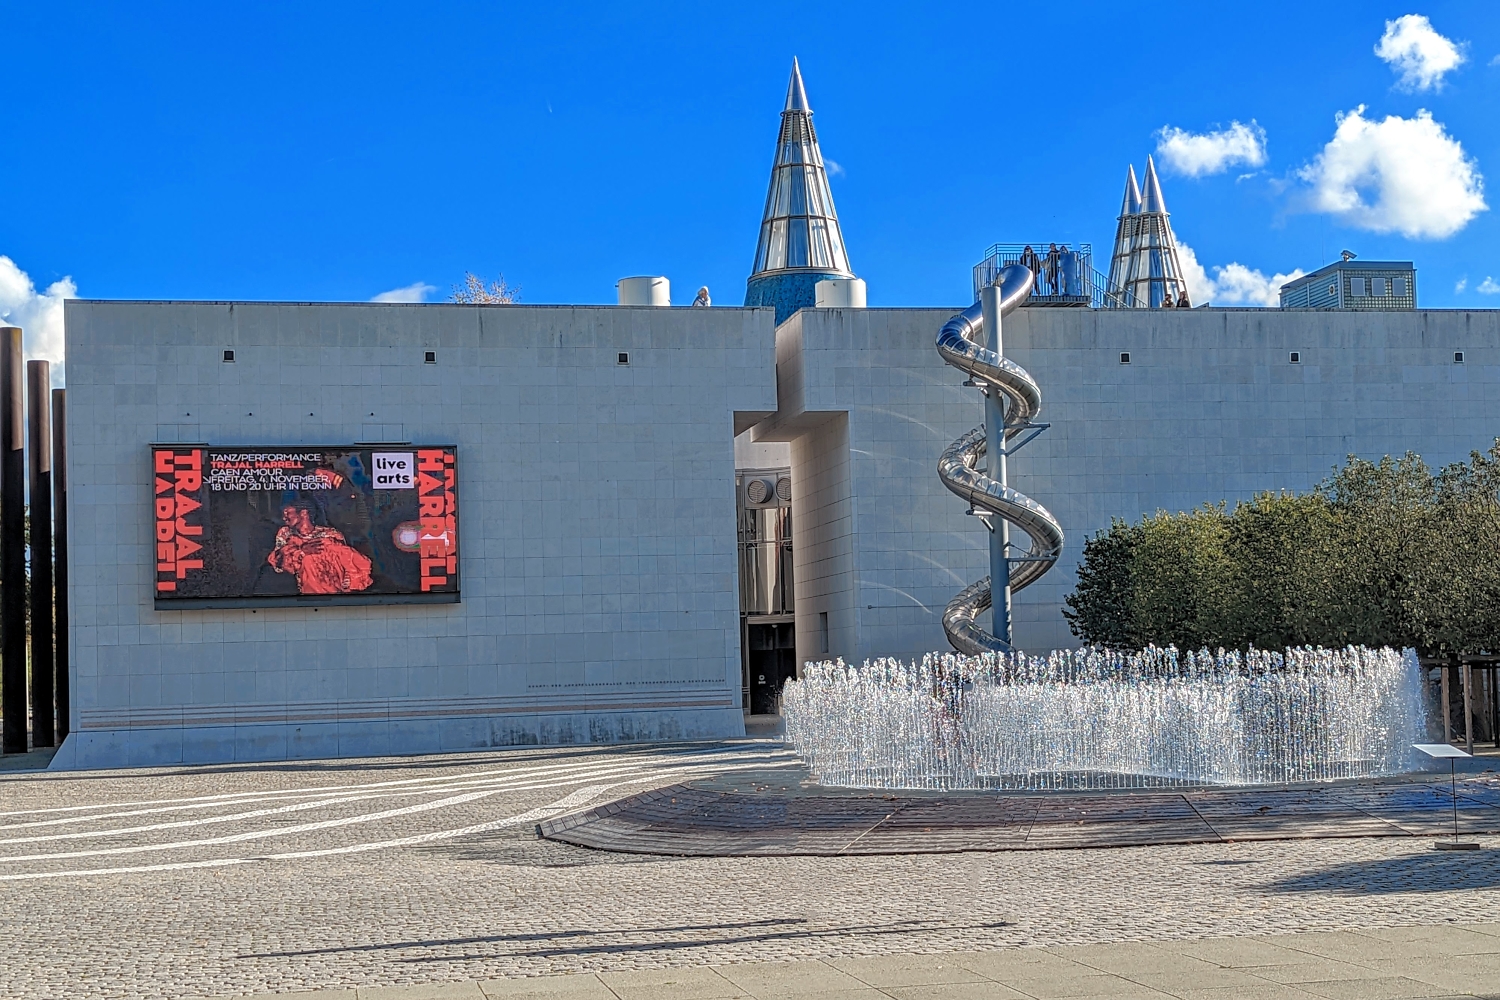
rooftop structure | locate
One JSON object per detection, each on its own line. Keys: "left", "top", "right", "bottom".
{"left": 744, "top": 59, "right": 857, "bottom": 323}
{"left": 1107, "top": 166, "right": 1142, "bottom": 290}
{"left": 974, "top": 243, "right": 1139, "bottom": 308}
{"left": 1279, "top": 257, "right": 1417, "bottom": 310}
{"left": 1107, "top": 157, "right": 1190, "bottom": 308}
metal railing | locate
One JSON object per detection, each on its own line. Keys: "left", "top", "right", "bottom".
{"left": 972, "top": 243, "right": 1141, "bottom": 309}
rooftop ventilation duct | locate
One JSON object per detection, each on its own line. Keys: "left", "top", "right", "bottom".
{"left": 616, "top": 276, "right": 670, "bottom": 306}
{"left": 815, "top": 278, "right": 867, "bottom": 308}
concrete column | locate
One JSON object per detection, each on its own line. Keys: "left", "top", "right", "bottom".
{"left": 51, "top": 388, "right": 67, "bottom": 742}
{"left": 0, "top": 328, "right": 23, "bottom": 753}
{"left": 27, "top": 361, "right": 52, "bottom": 748}
{"left": 980, "top": 284, "right": 1011, "bottom": 648}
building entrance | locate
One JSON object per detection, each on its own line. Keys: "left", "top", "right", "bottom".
{"left": 745, "top": 620, "right": 797, "bottom": 715}
{"left": 736, "top": 467, "right": 794, "bottom": 714}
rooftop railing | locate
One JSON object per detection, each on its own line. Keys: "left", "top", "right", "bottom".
{"left": 973, "top": 243, "right": 1141, "bottom": 309}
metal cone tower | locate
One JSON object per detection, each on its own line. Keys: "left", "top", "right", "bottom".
{"left": 744, "top": 58, "right": 856, "bottom": 323}
{"left": 1106, "top": 165, "right": 1142, "bottom": 300}
{"left": 1109, "top": 156, "right": 1189, "bottom": 308}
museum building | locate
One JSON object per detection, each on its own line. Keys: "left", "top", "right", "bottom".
{"left": 43, "top": 63, "right": 1500, "bottom": 769}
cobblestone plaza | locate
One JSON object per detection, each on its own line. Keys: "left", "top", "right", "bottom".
{"left": 4, "top": 743, "right": 1499, "bottom": 999}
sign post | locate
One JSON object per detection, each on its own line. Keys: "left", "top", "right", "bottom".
{"left": 1414, "top": 743, "right": 1480, "bottom": 850}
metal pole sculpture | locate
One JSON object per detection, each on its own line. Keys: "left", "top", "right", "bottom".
{"left": 0, "top": 328, "right": 23, "bottom": 752}
{"left": 935, "top": 265, "right": 1064, "bottom": 653}
{"left": 52, "top": 388, "right": 67, "bottom": 742}
{"left": 27, "top": 361, "right": 53, "bottom": 748}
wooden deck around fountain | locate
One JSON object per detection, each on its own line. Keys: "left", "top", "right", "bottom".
{"left": 538, "top": 765, "right": 1500, "bottom": 856}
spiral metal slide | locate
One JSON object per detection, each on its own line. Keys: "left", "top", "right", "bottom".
{"left": 936, "top": 264, "right": 1064, "bottom": 654}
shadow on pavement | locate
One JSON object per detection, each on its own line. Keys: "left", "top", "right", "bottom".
{"left": 1269, "top": 848, "right": 1500, "bottom": 895}
{"left": 239, "top": 916, "right": 1010, "bottom": 963}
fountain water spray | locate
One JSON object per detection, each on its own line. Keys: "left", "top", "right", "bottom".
{"left": 782, "top": 646, "right": 1426, "bottom": 790}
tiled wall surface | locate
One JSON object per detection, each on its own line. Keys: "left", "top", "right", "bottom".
{"left": 56, "top": 299, "right": 1500, "bottom": 768}
{"left": 758, "top": 306, "right": 1500, "bottom": 661}
{"left": 55, "top": 301, "right": 777, "bottom": 768}
{"left": 788, "top": 414, "right": 853, "bottom": 668}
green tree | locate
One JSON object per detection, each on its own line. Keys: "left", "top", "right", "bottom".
{"left": 1062, "top": 517, "right": 1139, "bottom": 647}
{"left": 1063, "top": 443, "right": 1500, "bottom": 655}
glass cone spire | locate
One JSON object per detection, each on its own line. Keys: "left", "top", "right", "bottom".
{"left": 1106, "top": 165, "right": 1141, "bottom": 299}
{"left": 1108, "top": 156, "right": 1190, "bottom": 308}
{"left": 745, "top": 58, "right": 856, "bottom": 322}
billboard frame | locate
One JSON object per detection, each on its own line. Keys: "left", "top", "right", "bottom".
{"left": 149, "top": 442, "right": 461, "bottom": 612}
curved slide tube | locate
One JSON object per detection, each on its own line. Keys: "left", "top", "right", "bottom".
{"left": 936, "top": 264, "right": 1064, "bottom": 654}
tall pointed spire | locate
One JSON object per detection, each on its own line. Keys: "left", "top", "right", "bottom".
{"left": 1107, "top": 165, "right": 1142, "bottom": 298}
{"left": 1139, "top": 154, "right": 1168, "bottom": 214}
{"left": 785, "top": 56, "right": 810, "bottom": 113}
{"left": 1120, "top": 163, "right": 1142, "bottom": 216}
{"left": 1112, "top": 156, "right": 1189, "bottom": 308}
{"left": 745, "top": 58, "right": 856, "bottom": 323}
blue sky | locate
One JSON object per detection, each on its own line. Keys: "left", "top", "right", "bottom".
{"left": 1, "top": 2, "right": 1498, "bottom": 372}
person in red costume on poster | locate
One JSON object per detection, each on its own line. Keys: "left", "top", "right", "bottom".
{"left": 266, "top": 501, "right": 374, "bottom": 595}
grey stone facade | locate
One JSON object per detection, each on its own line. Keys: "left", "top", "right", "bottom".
{"left": 751, "top": 306, "right": 1500, "bottom": 660}
{"left": 53, "top": 301, "right": 776, "bottom": 769}
{"left": 51, "top": 297, "right": 1500, "bottom": 768}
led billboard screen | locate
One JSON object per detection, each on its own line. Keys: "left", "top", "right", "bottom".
{"left": 152, "top": 445, "right": 458, "bottom": 608}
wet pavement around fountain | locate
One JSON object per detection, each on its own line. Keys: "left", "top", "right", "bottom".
{"left": 5, "top": 740, "right": 1500, "bottom": 1000}
{"left": 540, "top": 755, "right": 1500, "bottom": 856}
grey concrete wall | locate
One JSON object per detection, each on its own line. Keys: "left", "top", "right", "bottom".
{"left": 757, "top": 306, "right": 1500, "bottom": 659}
{"left": 56, "top": 300, "right": 777, "bottom": 768}
{"left": 789, "top": 413, "right": 853, "bottom": 669}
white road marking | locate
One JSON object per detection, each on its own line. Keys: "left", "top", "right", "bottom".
{"left": 0, "top": 762, "right": 657, "bottom": 863}
{"left": 0, "top": 756, "right": 742, "bottom": 844}
{"left": 0, "top": 742, "right": 792, "bottom": 825}
{"left": 0, "top": 754, "right": 795, "bottom": 863}
{"left": 0, "top": 789, "right": 422, "bottom": 845}
{"left": 0, "top": 751, "right": 640, "bottom": 820}
{"left": 0, "top": 783, "right": 618, "bottom": 882}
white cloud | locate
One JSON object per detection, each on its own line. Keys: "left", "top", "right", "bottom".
{"left": 1155, "top": 121, "right": 1268, "bottom": 178}
{"left": 1296, "top": 106, "right": 1485, "bottom": 239}
{"left": 1479, "top": 277, "right": 1500, "bottom": 295}
{"left": 1375, "top": 14, "right": 1466, "bottom": 91}
{"left": 1456, "top": 276, "right": 1468, "bottom": 293}
{"left": 371, "top": 281, "right": 436, "bottom": 303}
{"left": 825, "top": 158, "right": 845, "bottom": 177}
{"left": 1176, "top": 241, "right": 1306, "bottom": 307}
{"left": 0, "top": 256, "right": 74, "bottom": 386}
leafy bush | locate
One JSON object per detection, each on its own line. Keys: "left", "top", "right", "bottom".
{"left": 1063, "top": 445, "right": 1500, "bottom": 655}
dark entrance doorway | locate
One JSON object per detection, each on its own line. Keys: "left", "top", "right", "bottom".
{"left": 737, "top": 467, "right": 794, "bottom": 714}
{"left": 746, "top": 620, "right": 797, "bottom": 715}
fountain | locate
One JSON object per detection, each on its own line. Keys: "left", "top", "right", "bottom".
{"left": 781, "top": 646, "right": 1427, "bottom": 790}
{"left": 784, "top": 269, "right": 1428, "bottom": 793}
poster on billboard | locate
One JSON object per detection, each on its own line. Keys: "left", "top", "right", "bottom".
{"left": 152, "top": 445, "right": 458, "bottom": 608}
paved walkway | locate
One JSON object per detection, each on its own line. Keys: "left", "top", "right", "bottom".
{"left": 196, "top": 926, "right": 1500, "bottom": 998}
{"left": 3, "top": 741, "right": 1499, "bottom": 999}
